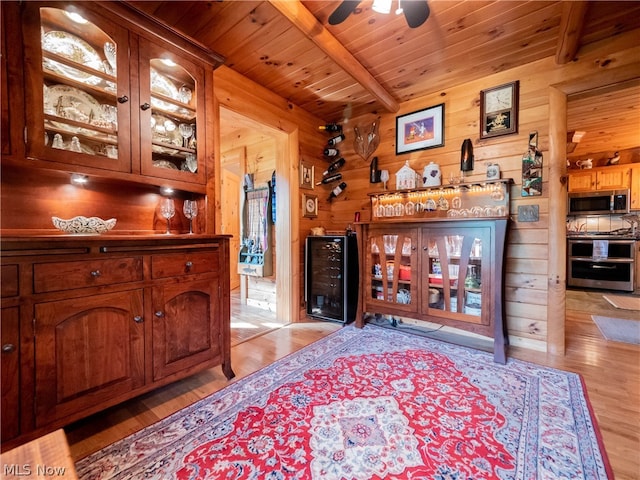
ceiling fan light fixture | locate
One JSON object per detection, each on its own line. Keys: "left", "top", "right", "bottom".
{"left": 372, "top": 0, "right": 392, "bottom": 15}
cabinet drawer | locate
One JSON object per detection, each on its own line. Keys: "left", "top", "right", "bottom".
{"left": 151, "top": 251, "right": 219, "bottom": 279}
{"left": 1, "top": 264, "right": 19, "bottom": 297}
{"left": 33, "top": 257, "right": 143, "bottom": 293}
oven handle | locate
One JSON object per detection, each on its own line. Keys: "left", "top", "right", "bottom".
{"left": 591, "top": 264, "right": 618, "bottom": 270}
{"left": 571, "top": 256, "right": 633, "bottom": 263}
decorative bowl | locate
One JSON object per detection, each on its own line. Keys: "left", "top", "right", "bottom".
{"left": 52, "top": 216, "right": 117, "bottom": 234}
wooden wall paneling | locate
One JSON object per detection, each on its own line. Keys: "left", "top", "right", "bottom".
{"left": 331, "top": 30, "right": 639, "bottom": 351}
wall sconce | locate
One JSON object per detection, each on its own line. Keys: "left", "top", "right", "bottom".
{"left": 460, "top": 138, "right": 474, "bottom": 172}
{"left": 70, "top": 173, "right": 89, "bottom": 185}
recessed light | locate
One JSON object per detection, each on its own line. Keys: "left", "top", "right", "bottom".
{"left": 70, "top": 173, "right": 89, "bottom": 185}
{"left": 65, "top": 11, "right": 88, "bottom": 24}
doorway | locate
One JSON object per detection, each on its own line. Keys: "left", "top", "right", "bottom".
{"left": 219, "top": 107, "right": 295, "bottom": 341}
{"left": 550, "top": 75, "right": 640, "bottom": 355}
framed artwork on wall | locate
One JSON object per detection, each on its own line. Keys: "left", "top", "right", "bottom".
{"left": 480, "top": 80, "right": 519, "bottom": 139}
{"left": 302, "top": 193, "right": 318, "bottom": 218}
{"left": 395, "top": 103, "right": 445, "bottom": 154}
{"left": 300, "top": 160, "right": 314, "bottom": 189}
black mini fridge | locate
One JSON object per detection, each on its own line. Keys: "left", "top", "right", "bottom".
{"left": 305, "top": 234, "right": 359, "bottom": 323}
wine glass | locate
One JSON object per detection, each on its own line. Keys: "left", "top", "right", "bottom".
{"left": 178, "top": 123, "right": 193, "bottom": 148}
{"left": 160, "top": 198, "right": 175, "bottom": 234}
{"left": 380, "top": 170, "right": 390, "bottom": 189}
{"left": 178, "top": 85, "right": 192, "bottom": 104}
{"left": 183, "top": 200, "right": 198, "bottom": 234}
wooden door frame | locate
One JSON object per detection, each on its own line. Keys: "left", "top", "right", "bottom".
{"left": 213, "top": 106, "right": 299, "bottom": 324}
{"left": 547, "top": 65, "right": 640, "bottom": 355}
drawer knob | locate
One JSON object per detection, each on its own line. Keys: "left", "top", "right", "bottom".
{"left": 2, "top": 344, "right": 16, "bottom": 353}
{"left": 91, "top": 270, "right": 102, "bottom": 277}
{"left": 185, "top": 261, "right": 193, "bottom": 270}
{"left": 155, "top": 311, "right": 165, "bottom": 318}
{"left": 117, "top": 95, "right": 129, "bottom": 104}
{"left": 140, "top": 102, "right": 151, "bottom": 111}
{"left": 133, "top": 315, "right": 144, "bottom": 323}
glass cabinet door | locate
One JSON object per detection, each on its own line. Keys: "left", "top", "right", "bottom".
{"left": 366, "top": 229, "right": 418, "bottom": 312}
{"left": 138, "top": 38, "right": 206, "bottom": 184}
{"left": 24, "top": 3, "right": 131, "bottom": 171}
{"left": 421, "top": 227, "right": 491, "bottom": 324}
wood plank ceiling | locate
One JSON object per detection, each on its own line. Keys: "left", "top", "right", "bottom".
{"left": 128, "top": 1, "right": 640, "bottom": 149}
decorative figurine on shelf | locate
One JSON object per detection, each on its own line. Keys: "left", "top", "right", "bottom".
{"left": 422, "top": 161, "right": 441, "bottom": 187}
{"left": 606, "top": 151, "right": 620, "bottom": 166}
{"left": 486, "top": 163, "right": 501, "bottom": 180}
{"left": 395, "top": 160, "right": 417, "bottom": 189}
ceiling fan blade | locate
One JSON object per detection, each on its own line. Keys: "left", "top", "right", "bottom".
{"left": 328, "top": 0, "right": 361, "bottom": 25}
{"left": 402, "top": 0, "right": 430, "bottom": 28}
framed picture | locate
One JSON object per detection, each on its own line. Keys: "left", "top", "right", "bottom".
{"left": 480, "top": 80, "right": 519, "bottom": 139}
{"left": 302, "top": 193, "right": 318, "bottom": 218}
{"left": 395, "top": 103, "right": 445, "bottom": 155}
{"left": 300, "top": 161, "right": 314, "bottom": 189}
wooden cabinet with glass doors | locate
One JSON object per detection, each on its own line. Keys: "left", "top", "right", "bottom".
{"left": 356, "top": 180, "right": 511, "bottom": 363}
{"left": 358, "top": 219, "right": 508, "bottom": 363}
{"left": 20, "top": 2, "right": 218, "bottom": 187}
{"left": 365, "top": 228, "right": 419, "bottom": 315}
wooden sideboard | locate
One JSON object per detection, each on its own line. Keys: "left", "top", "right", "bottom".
{"left": 0, "top": 234, "right": 233, "bottom": 451}
{"left": 355, "top": 218, "right": 509, "bottom": 363}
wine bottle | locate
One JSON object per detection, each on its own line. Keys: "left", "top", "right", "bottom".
{"left": 316, "top": 173, "right": 342, "bottom": 185}
{"left": 328, "top": 182, "right": 347, "bottom": 201}
{"left": 319, "top": 123, "right": 342, "bottom": 132}
{"left": 327, "top": 134, "right": 345, "bottom": 146}
{"left": 322, "top": 157, "right": 345, "bottom": 176}
{"left": 323, "top": 147, "right": 340, "bottom": 157}
{"left": 369, "top": 156, "right": 380, "bottom": 183}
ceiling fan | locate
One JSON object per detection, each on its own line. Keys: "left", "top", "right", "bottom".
{"left": 328, "top": 0, "right": 430, "bottom": 28}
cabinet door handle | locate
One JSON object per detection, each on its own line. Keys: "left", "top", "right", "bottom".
{"left": 117, "top": 95, "right": 129, "bottom": 104}
{"left": 2, "top": 344, "right": 16, "bottom": 353}
{"left": 155, "top": 311, "right": 165, "bottom": 318}
{"left": 185, "top": 261, "right": 193, "bottom": 270}
{"left": 140, "top": 102, "right": 151, "bottom": 111}
{"left": 133, "top": 315, "right": 144, "bottom": 323}
{"left": 91, "top": 270, "right": 102, "bottom": 277}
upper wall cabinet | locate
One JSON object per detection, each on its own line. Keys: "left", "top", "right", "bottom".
{"left": 21, "top": 2, "right": 211, "bottom": 186}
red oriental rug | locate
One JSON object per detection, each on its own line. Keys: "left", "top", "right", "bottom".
{"left": 75, "top": 325, "right": 612, "bottom": 479}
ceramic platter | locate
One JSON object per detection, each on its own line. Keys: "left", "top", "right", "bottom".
{"left": 152, "top": 159, "right": 178, "bottom": 170}
{"left": 150, "top": 68, "right": 181, "bottom": 112}
{"left": 151, "top": 113, "right": 182, "bottom": 146}
{"left": 44, "top": 84, "right": 102, "bottom": 126}
{"left": 42, "top": 31, "right": 104, "bottom": 85}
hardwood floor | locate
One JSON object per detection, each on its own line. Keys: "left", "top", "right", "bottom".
{"left": 65, "top": 290, "right": 639, "bottom": 479}
{"left": 229, "top": 287, "right": 285, "bottom": 345}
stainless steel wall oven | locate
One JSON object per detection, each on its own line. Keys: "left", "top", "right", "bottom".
{"left": 567, "top": 237, "right": 635, "bottom": 291}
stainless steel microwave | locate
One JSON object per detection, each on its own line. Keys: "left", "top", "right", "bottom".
{"left": 567, "top": 190, "right": 629, "bottom": 215}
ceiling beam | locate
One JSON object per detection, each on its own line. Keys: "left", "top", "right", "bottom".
{"left": 555, "top": 1, "right": 588, "bottom": 64}
{"left": 268, "top": 0, "right": 400, "bottom": 114}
